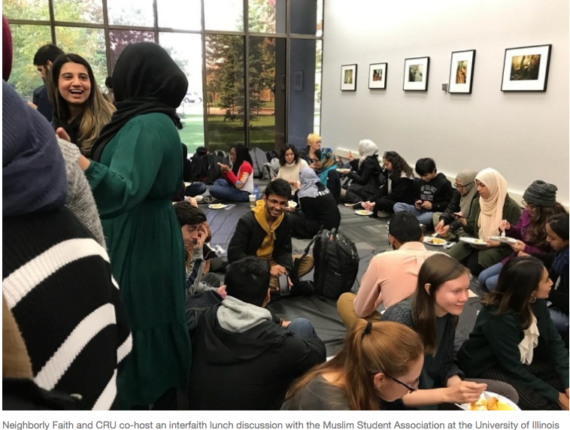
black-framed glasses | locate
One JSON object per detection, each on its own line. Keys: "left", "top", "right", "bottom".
{"left": 453, "top": 182, "right": 473, "bottom": 189}
{"left": 386, "top": 373, "right": 418, "bottom": 392}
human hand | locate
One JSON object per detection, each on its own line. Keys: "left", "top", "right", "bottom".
{"left": 27, "top": 102, "right": 38, "bottom": 110}
{"left": 270, "top": 264, "right": 287, "bottom": 277}
{"left": 499, "top": 220, "right": 511, "bottom": 232}
{"left": 217, "top": 285, "right": 227, "bottom": 299}
{"left": 186, "top": 196, "right": 198, "bottom": 207}
{"left": 558, "top": 392, "right": 569, "bottom": 410}
{"left": 565, "top": 388, "right": 569, "bottom": 398}
{"left": 444, "top": 381, "right": 487, "bottom": 404}
{"left": 281, "top": 319, "right": 292, "bottom": 328}
{"left": 218, "top": 163, "right": 230, "bottom": 173}
{"left": 453, "top": 212, "right": 467, "bottom": 226}
{"left": 362, "top": 201, "right": 376, "bottom": 211}
{"left": 347, "top": 151, "right": 354, "bottom": 161}
{"left": 415, "top": 200, "right": 423, "bottom": 210}
{"left": 510, "top": 240, "right": 526, "bottom": 253}
{"left": 56, "top": 127, "right": 71, "bottom": 142}
{"left": 194, "top": 224, "right": 209, "bottom": 248}
{"left": 517, "top": 251, "right": 530, "bottom": 257}
{"left": 421, "top": 201, "right": 432, "bottom": 210}
{"left": 78, "top": 154, "right": 91, "bottom": 171}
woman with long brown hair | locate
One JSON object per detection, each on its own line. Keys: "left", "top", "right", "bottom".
{"left": 48, "top": 53, "right": 115, "bottom": 155}
{"left": 382, "top": 253, "right": 518, "bottom": 409}
{"left": 281, "top": 320, "right": 424, "bottom": 410}
{"left": 458, "top": 256, "right": 569, "bottom": 410}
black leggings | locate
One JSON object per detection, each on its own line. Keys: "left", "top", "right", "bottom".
{"left": 376, "top": 198, "right": 397, "bottom": 213}
{"left": 326, "top": 170, "right": 341, "bottom": 204}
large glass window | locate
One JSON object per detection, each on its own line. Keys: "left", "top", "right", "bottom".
{"left": 160, "top": 32, "right": 205, "bottom": 152}
{"left": 107, "top": 0, "right": 154, "bottom": 27}
{"left": 53, "top": 0, "right": 104, "bottom": 24}
{"left": 157, "top": 0, "right": 201, "bottom": 31}
{"left": 205, "top": 34, "right": 245, "bottom": 151}
{"left": 204, "top": 0, "right": 243, "bottom": 32}
{"left": 2, "top": 0, "right": 50, "bottom": 21}
{"left": 109, "top": 29, "right": 155, "bottom": 71}
{"left": 6, "top": 24, "right": 52, "bottom": 100}
{"left": 248, "top": 0, "right": 286, "bottom": 34}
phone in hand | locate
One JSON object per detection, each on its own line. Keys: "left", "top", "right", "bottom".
{"left": 279, "top": 274, "right": 290, "bottom": 296}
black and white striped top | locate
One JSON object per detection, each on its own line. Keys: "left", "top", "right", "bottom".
{"left": 3, "top": 207, "right": 132, "bottom": 410}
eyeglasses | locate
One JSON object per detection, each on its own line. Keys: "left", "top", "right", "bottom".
{"left": 267, "top": 199, "right": 288, "bottom": 207}
{"left": 385, "top": 374, "right": 418, "bottom": 392}
{"left": 521, "top": 199, "right": 536, "bottom": 209}
{"left": 453, "top": 182, "right": 473, "bottom": 189}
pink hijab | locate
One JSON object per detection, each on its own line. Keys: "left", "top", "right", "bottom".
{"left": 3, "top": 15, "right": 13, "bottom": 81}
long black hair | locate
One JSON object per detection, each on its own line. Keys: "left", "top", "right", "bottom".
{"left": 232, "top": 143, "right": 253, "bottom": 175}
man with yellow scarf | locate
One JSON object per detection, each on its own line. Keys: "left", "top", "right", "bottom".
{"left": 228, "top": 179, "right": 315, "bottom": 294}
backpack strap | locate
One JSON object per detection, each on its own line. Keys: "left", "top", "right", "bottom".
{"left": 291, "top": 229, "right": 322, "bottom": 285}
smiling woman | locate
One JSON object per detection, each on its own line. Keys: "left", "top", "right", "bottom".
{"left": 48, "top": 53, "right": 115, "bottom": 155}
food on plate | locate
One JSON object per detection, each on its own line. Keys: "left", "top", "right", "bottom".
{"left": 355, "top": 210, "right": 372, "bottom": 216}
{"left": 473, "top": 239, "right": 485, "bottom": 244}
{"left": 288, "top": 201, "right": 297, "bottom": 208}
{"left": 209, "top": 204, "right": 226, "bottom": 209}
{"left": 469, "top": 396, "right": 513, "bottom": 411}
{"left": 426, "top": 237, "right": 446, "bottom": 245}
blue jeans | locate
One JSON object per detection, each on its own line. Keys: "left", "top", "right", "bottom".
{"left": 209, "top": 178, "right": 250, "bottom": 202}
{"left": 549, "top": 308, "right": 569, "bottom": 334}
{"left": 185, "top": 182, "right": 207, "bottom": 197}
{"left": 287, "top": 317, "right": 317, "bottom": 340}
{"left": 478, "top": 262, "right": 502, "bottom": 291}
{"left": 393, "top": 202, "right": 435, "bottom": 228}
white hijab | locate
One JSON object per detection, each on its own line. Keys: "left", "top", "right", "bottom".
{"left": 475, "top": 168, "right": 508, "bottom": 239}
{"left": 358, "top": 139, "right": 379, "bottom": 167}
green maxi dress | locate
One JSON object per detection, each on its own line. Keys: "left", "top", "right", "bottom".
{"left": 85, "top": 113, "right": 190, "bottom": 408}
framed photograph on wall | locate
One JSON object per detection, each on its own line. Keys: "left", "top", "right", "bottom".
{"left": 368, "top": 63, "right": 388, "bottom": 89}
{"left": 340, "top": 64, "right": 357, "bottom": 91}
{"left": 448, "top": 50, "right": 476, "bottom": 94}
{"left": 501, "top": 44, "right": 551, "bottom": 92}
{"left": 403, "top": 57, "right": 429, "bottom": 91}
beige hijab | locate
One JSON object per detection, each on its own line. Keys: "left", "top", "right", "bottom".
{"left": 475, "top": 168, "right": 508, "bottom": 239}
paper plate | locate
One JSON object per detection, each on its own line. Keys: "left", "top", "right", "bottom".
{"left": 423, "top": 236, "right": 447, "bottom": 246}
{"left": 458, "top": 392, "right": 520, "bottom": 411}
{"left": 288, "top": 201, "right": 297, "bottom": 208}
{"left": 460, "top": 237, "right": 488, "bottom": 246}
{"left": 355, "top": 210, "right": 373, "bottom": 216}
{"left": 488, "top": 236, "right": 518, "bottom": 245}
{"left": 208, "top": 203, "right": 228, "bottom": 210}
{"left": 337, "top": 168, "right": 351, "bottom": 174}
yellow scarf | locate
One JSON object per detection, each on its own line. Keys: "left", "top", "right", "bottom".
{"left": 253, "top": 200, "right": 284, "bottom": 260}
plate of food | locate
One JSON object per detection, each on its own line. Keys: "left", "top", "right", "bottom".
{"left": 460, "top": 237, "right": 488, "bottom": 246}
{"left": 488, "top": 236, "right": 518, "bottom": 245}
{"left": 355, "top": 210, "right": 373, "bottom": 216}
{"left": 288, "top": 201, "right": 297, "bottom": 209}
{"left": 337, "top": 168, "right": 351, "bottom": 174}
{"left": 459, "top": 392, "right": 520, "bottom": 411}
{"left": 208, "top": 203, "right": 228, "bottom": 210}
{"left": 424, "top": 236, "right": 447, "bottom": 246}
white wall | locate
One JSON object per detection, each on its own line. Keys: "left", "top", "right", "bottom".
{"left": 321, "top": 0, "right": 569, "bottom": 205}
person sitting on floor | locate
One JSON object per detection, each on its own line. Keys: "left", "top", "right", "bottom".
{"left": 174, "top": 201, "right": 224, "bottom": 296}
{"left": 393, "top": 157, "right": 453, "bottom": 229}
{"left": 290, "top": 168, "right": 341, "bottom": 239}
{"left": 382, "top": 254, "right": 519, "bottom": 409}
{"left": 301, "top": 133, "right": 341, "bottom": 203}
{"left": 281, "top": 320, "right": 424, "bottom": 410}
{"left": 478, "top": 180, "right": 566, "bottom": 291}
{"left": 187, "top": 256, "right": 326, "bottom": 410}
{"left": 362, "top": 151, "right": 415, "bottom": 217}
{"left": 276, "top": 144, "right": 309, "bottom": 196}
{"left": 457, "top": 256, "right": 569, "bottom": 410}
{"left": 209, "top": 143, "right": 253, "bottom": 202}
{"left": 433, "top": 169, "right": 479, "bottom": 241}
{"left": 447, "top": 168, "right": 521, "bottom": 276}
{"left": 228, "top": 179, "right": 315, "bottom": 294}
{"left": 337, "top": 212, "right": 437, "bottom": 329}
{"left": 341, "top": 139, "right": 382, "bottom": 204}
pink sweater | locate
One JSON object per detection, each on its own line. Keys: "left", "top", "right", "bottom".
{"left": 353, "top": 242, "right": 440, "bottom": 318}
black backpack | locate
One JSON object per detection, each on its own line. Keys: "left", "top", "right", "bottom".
{"left": 294, "top": 228, "right": 359, "bottom": 299}
{"left": 190, "top": 147, "right": 208, "bottom": 182}
{"left": 204, "top": 153, "right": 221, "bottom": 184}
{"left": 266, "top": 149, "right": 279, "bottom": 162}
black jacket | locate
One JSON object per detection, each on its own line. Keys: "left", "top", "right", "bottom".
{"left": 32, "top": 85, "right": 54, "bottom": 122}
{"left": 347, "top": 156, "right": 382, "bottom": 201}
{"left": 293, "top": 183, "right": 341, "bottom": 238}
{"left": 228, "top": 210, "right": 294, "bottom": 273}
{"left": 438, "top": 190, "right": 478, "bottom": 229}
{"left": 371, "top": 173, "right": 415, "bottom": 205}
{"left": 187, "top": 304, "right": 326, "bottom": 410}
{"left": 414, "top": 173, "right": 454, "bottom": 212}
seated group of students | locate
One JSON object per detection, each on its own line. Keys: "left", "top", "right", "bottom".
{"left": 2, "top": 22, "right": 567, "bottom": 411}
{"left": 176, "top": 168, "right": 569, "bottom": 411}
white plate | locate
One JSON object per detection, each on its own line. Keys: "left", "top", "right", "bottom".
{"left": 488, "top": 236, "right": 518, "bottom": 245}
{"left": 459, "top": 392, "right": 520, "bottom": 411}
{"left": 355, "top": 210, "right": 373, "bottom": 216}
{"left": 337, "top": 168, "right": 351, "bottom": 174}
{"left": 460, "top": 237, "right": 488, "bottom": 246}
{"left": 288, "top": 201, "right": 297, "bottom": 208}
{"left": 423, "top": 236, "right": 447, "bottom": 246}
{"left": 208, "top": 204, "right": 228, "bottom": 210}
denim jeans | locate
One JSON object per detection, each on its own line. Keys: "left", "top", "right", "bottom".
{"left": 287, "top": 317, "right": 317, "bottom": 340}
{"left": 478, "top": 262, "right": 502, "bottom": 291}
{"left": 393, "top": 202, "right": 435, "bottom": 228}
{"left": 185, "top": 182, "right": 207, "bottom": 197}
{"left": 209, "top": 178, "right": 250, "bottom": 202}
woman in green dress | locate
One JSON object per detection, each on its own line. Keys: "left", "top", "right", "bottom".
{"left": 77, "top": 43, "right": 190, "bottom": 409}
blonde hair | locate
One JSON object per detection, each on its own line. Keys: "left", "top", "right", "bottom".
{"left": 307, "top": 133, "right": 321, "bottom": 147}
{"left": 48, "top": 54, "right": 116, "bottom": 156}
{"left": 285, "top": 320, "right": 423, "bottom": 410}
